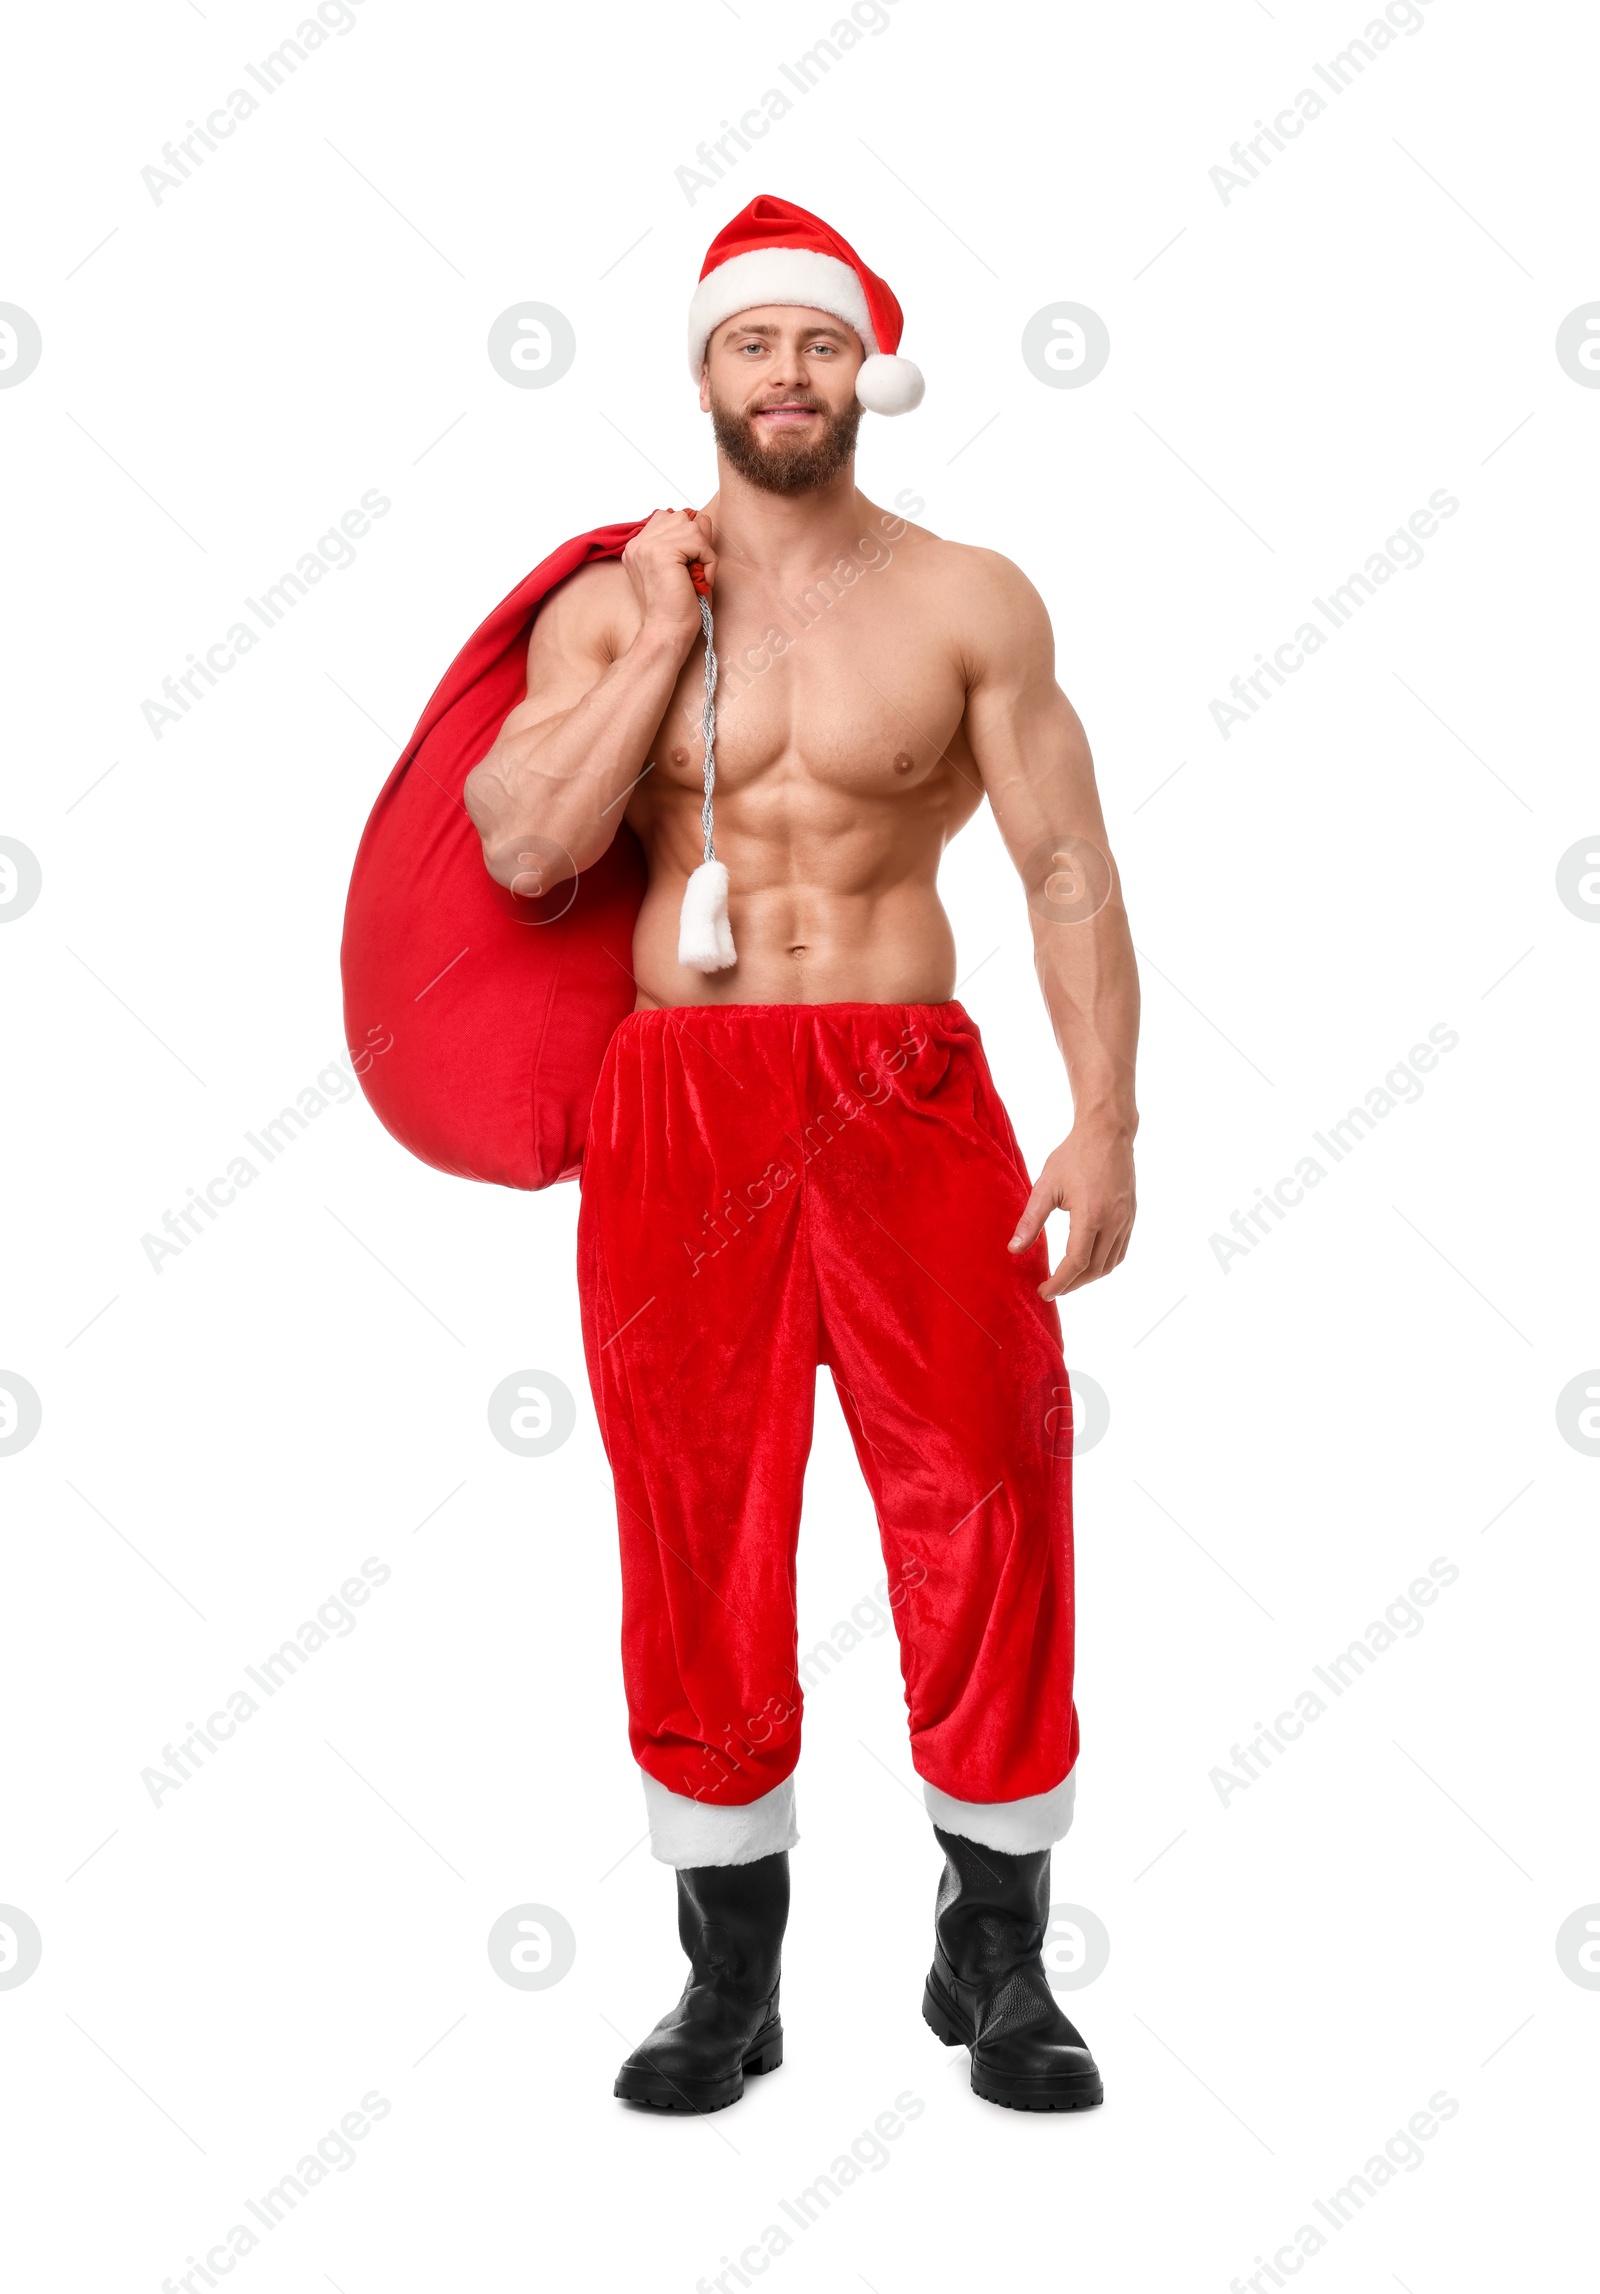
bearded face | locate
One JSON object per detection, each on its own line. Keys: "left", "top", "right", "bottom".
{"left": 708, "top": 385, "right": 863, "bottom": 496}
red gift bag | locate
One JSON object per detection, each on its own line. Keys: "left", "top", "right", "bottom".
{"left": 341, "top": 521, "right": 648, "bottom": 1188}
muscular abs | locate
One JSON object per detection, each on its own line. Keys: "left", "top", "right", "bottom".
{"left": 622, "top": 537, "right": 980, "bottom": 1009}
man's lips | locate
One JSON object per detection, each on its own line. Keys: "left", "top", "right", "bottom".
{"left": 752, "top": 403, "right": 821, "bottom": 427}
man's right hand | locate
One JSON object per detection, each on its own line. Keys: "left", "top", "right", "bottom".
{"left": 622, "top": 508, "right": 717, "bottom": 649}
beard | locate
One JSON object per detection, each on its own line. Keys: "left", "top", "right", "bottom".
{"left": 709, "top": 389, "right": 862, "bottom": 495}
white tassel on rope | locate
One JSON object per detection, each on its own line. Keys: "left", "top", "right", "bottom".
{"left": 677, "top": 587, "right": 737, "bottom": 972}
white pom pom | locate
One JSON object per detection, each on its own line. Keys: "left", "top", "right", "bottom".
{"left": 855, "top": 353, "right": 925, "bottom": 415}
{"left": 678, "top": 859, "right": 736, "bottom": 972}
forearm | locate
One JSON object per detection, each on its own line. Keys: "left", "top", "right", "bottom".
{"left": 466, "top": 622, "right": 690, "bottom": 885}
{"left": 1031, "top": 899, "right": 1141, "bottom": 1138}
{"left": 962, "top": 560, "right": 1141, "bottom": 1289}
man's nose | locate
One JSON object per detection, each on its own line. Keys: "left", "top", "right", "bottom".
{"left": 762, "top": 347, "right": 809, "bottom": 391}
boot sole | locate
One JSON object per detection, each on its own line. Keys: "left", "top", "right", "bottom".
{"left": 922, "top": 1980, "right": 1104, "bottom": 2113}
{"left": 614, "top": 2028, "right": 783, "bottom": 2114}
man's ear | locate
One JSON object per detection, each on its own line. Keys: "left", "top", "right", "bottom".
{"left": 698, "top": 362, "right": 712, "bottom": 414}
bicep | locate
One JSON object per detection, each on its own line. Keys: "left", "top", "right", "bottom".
{"left": 961, "top": 578, "right": 1110, "bottom": 869}
{"left": 496, "top": 571, "right": 620, "bottom": 742}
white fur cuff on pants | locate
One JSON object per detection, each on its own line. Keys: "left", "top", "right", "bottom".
{"left": 922, "top": 1768, "right": 1077, "bottom": 1854}
{"left": 641, "top": 1772, "right": 799, "bottom": 1868}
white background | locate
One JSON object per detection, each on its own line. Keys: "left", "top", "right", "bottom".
{"left": 2, "top": 0, "right": 1596, "bottom": 2286}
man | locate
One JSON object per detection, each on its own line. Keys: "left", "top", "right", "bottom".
{"left": 463, "top": 196, "right": 1140, "bottom": 2113}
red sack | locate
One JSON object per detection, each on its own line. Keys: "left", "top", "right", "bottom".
{"left": 340, "top": 520, "right": 649, "bottom": 1189}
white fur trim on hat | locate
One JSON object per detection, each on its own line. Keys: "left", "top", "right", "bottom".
{"left": 687, "top": 247, "right": 880, "bottom": 377}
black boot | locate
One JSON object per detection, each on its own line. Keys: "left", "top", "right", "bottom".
{"left": 614, "top": 1851, "right": 788, "bottom": 2112}
{"left": 922, "top": 1825, "right": 1103, "bottom": 2112}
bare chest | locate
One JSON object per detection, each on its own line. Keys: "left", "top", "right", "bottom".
{"left": 649, "top": 571, "right": 970, "bottom": 802}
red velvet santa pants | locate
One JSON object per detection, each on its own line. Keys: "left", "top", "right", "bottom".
{"left": 576, "top": 1001, "right": 1079, "bottom": 1867}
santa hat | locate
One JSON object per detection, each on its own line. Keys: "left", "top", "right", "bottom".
{"left": 687, "top": 193, "right": 924, "bottom": 416}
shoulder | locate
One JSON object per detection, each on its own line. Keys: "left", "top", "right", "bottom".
{"left": 946, "top": 540, "right": 1048, "bottom": 621}
{"left": 900, "top": 533, "right": 1052, "bottom": 677}
{"left": 895, "top": 524, "right": 1049, "bottom": 623}
{"left": 529, "top": 556, "right": 637, "bottom": 662}
{"left": 542, "top": 555, "right": 635, "bottom": 624}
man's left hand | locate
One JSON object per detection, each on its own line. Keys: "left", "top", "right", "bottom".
{"left": 1009, "top": 1126, "right": 1136, "bottom": 1300}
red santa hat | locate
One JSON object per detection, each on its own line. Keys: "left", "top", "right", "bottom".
{"left": 687, "top": 193, "right": 925, "bottom": 416}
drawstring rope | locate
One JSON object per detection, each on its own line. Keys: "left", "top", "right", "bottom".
{"left": 697, "top": 592, "right": 718, "bottom": 866}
